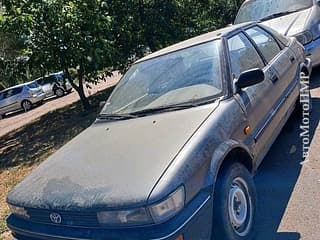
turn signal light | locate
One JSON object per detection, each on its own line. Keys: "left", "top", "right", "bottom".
{"left": 176, "top": 235, "right": 184, "bottom": 240}
{"left": 244, "top": 126, "right": 251, "bottom": 136}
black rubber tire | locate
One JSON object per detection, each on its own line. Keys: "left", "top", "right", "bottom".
{"left": 212, "top": 162, "right": 257, "bottom": 240}
{"left": 21, "top": 100, "right": 33, "bottom": 112}
{"left": 54, "top": 87, "right": 65, "bottom": 97}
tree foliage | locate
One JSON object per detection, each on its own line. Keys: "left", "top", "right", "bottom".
{"left": 0, "top": 0, "right": 242, "bottom": 108}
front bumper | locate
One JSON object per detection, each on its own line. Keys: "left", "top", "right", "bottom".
{"left": 7, "top": 192, "right": 213, "bottom": 240}
{"left": 304, "top": 37, "right": 320, "bottom": 67}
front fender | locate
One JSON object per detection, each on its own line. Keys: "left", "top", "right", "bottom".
{"left": 204, "top": 139, "right": 254, "bottom": 192}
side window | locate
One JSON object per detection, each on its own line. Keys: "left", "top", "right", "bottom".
{"left": 37, "top": 78, "right": 44, "bottom": 85}
{"left": 245, "top": 27, "right": 281, "bottom": 63}
{"left": 1, "top": 91, "right": 8, "bottom": 99}
{"left": 261, "top": 25, "right": 289, "bottom": 46}
{"left": 7, "top": 87, "right": 23, "bottom": 97}
{"left": 228, "top": 33, "right": 265, "bottom": 79}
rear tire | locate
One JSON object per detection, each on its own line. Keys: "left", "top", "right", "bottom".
{"left": 212, "top": 162, "right": 257, "bottom": 240}
{"left": 21, "top": 100, "right": 32, "bottom": 112}
{"left": 54, "top": 87, "right": 65, "bottom": 97}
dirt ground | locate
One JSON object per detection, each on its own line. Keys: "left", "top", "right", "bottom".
{"left": 0, "top": 72, "right": 121, "bottom": 138}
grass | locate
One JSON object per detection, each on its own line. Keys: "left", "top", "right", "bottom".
{"left": 0, "top": 86, "right": 115, "bottom": 237}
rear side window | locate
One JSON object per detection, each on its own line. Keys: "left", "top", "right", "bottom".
{"left": 228, "top": 33, "right": 265, "bottom": 79}
{"left": 261, "top": 25, "right": 290, "bottom": 46}
{"left": 27, "top": 82, "right": 39, "bottom": 89}
{"left": 37, "top": 78, "right": 44, "bottom": 85}
{"left": 4, "top": 87, "right": 23, "bottom": 98}
{"left": 245, "top": 27, "right": 281, "bottom": 63}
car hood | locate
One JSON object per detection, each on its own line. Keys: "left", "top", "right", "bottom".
{"left": 261, "top": 8, "right": 311, "bottom": 37}
{"left": 7, "top": 103, "right": 218, "bottom": 211}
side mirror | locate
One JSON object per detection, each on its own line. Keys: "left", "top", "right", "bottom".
{"left": 235, "top": 68, "right": 265, "bottom": 90}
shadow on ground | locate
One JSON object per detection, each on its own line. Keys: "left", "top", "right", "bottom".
{"left": 0, "top": 87, "right": 114, "bottom": 171}
{"left": 254, "top": 72, "right": 320, "bottom": 239}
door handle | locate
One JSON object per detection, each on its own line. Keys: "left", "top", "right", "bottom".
{"left": 271, "top": 74, "right": 279, "bottom": 83}
{"left": 290, "top": 56, "right": 296, "bottom": 63}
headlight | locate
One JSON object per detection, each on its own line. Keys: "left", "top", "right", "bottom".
{"left": 97, "top": 186, "right": 185, "bottom": 226}
{"left": 149, "top": 186, "right": 185, "bottom": 223}
{"left": 97, "top": 208, "right": 153, "bottom": 226}
{"left": 294, "top": 31, "right": 313, "bottom": 45}
{"left": 8, "top": 204, "right": 29, "bottom": 219}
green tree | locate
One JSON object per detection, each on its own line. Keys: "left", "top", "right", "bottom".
{"left": 2, "top": 0, "right": 114, "bottom": 110}
{"left": 1, "top": 0, "right": 243, "bottom": 105}
{"left": 108, "top": 0, "right": 243, "bottom": 69}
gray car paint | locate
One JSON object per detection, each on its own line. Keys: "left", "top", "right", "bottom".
{"left": 7, "top": 102, "right": 219, "bottom": 210}
{"left": 235, "top": 0, "right": 320, "bottom": 66}
{"left": 0, "top": 83, "right": 45, "bottom": 116}
{"left": 7, "top": 23, "right": 310, "bottom": 232}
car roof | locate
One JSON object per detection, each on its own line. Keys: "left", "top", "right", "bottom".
{"left": 34, "top": 72, "right": 63, "bottom": 80}
{"left": 136, "top": 22, "right": 255, "bottom": 63}
{"left": 0, "top": 81, "right": 38, "bottom": 93}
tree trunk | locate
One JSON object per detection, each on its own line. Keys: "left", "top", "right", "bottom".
{"left": 77, "top": 75, "right": 90, "bottom": 111}
{"left": 64, "top": 68, "right": 90, "bottom": 111}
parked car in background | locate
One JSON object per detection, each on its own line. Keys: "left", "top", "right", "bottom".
{"left": 235, "top": 0, "right": 320, "bottom": 67}
{"left": 6, "top": 22, "right": 311, "bottom": 240}
{"left": 0, "top": 82, "right": 45, "bottom": 118}
{"left": 35, "top": 72, "right": 72, "bottom": 98}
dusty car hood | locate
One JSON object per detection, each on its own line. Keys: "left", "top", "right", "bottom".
{"left": 7, "top": 103, "right": 218, "bottom": 210}
{"left": 261, "top": 8, "right": 311, "bottom": 36}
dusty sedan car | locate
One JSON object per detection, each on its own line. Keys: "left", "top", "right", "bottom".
{"left": 0, "top": 82, "right": 45, "bottom": 118}
{"left": 235, "top": 0, "right": 320, "bottom": 66}
{"left": 6, "top": 22, "right": 311, "bottom": 240}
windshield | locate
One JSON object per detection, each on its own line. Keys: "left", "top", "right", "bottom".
{"left": 235, "top": 0, "right": 313, "bottom": 24}
{"left": 101, "top": 40, "right": 223, "bottom": 115}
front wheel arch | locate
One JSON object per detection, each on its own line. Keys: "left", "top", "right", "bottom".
{"left": 206, "top": 141, "right": 255, "bottom": 193}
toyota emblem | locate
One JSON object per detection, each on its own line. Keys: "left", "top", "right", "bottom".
{"left": 49, "top": 213, "right": 62, "bottom": 224}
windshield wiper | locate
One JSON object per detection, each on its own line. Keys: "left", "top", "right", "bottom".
{"left": 260, "top": 10, "right": 299, "bottom": 21}
{"left": 99, "top": 98, "right": 218, "bottom": 119}
{"left": 130, "top": 102, "right": 204, "bottom": 116}
{"left": 98, "top": 113, "right": 138, "bottom": 120}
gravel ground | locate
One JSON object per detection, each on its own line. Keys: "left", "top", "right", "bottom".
{"left": 0, "top": 72, "right": 121, "bottom": 138}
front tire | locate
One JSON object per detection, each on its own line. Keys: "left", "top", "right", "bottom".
{"left": 212, "top": 162, "right": 257, "bottom": 240}
{"left": 54, "top": 87, "right": 65, "bottom": 97}
{"left": 21, "top": 100, "right": 32, "bottom": 112}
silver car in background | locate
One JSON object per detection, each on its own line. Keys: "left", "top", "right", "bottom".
{"left": 35, "top": 72, "right": 73, "bottom": 98}
{"left": 235, "top": 0, "right": 320, "bottom": 66}
{"left": 0, "top": 82, "right": 45, "bottom": 118}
